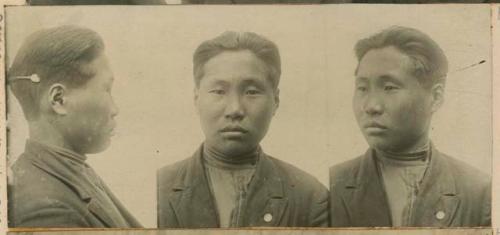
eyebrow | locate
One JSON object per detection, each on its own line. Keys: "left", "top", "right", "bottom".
{"left": 355, "top": 74, "right": 404, "bottom": 86}
{"left": 378, "top": 74, "right": 405, "bottom": 86}
{"left": 239, "top": 78, "right": 267, "bottom": 87}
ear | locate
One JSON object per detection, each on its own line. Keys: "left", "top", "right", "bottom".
{"left": 430, "top": 83, "right": 444, "bottom": 113}
{"left": 273, "top": 88, "right": 280, "bottom": 115}
{"left": 193, "top": 87, "right": 200, "bottom": 113}
{"left": 48, "top": 83, "right": 68, "bottom": 115}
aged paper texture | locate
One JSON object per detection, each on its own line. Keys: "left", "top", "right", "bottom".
{"left": 2, "top": 2, "right": 494, "bottom": 233}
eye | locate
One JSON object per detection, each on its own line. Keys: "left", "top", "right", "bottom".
{"left": 384, "top": 85, "right": 399, "bottom": 91}
{"left": 356, "top": 86, "right": 367, "bottom": 92}
{"left": 245, "top": 89, "right": 261, "bottom": 95}
{"left": 209, "top": 89, "right": 225, "bottom": 95}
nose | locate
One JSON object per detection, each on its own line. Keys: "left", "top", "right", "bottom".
{"left": 224, "top": 94, "right": 245, "bottom": 121}
{"left": 110, "top": 98, "right": 119, "bottom": 118}
{"left": 363, "top": 93, "right": 383, "bottom": 116}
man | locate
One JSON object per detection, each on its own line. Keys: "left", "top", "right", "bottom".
{"left": 157, "top": 31, "right": 328, "bottom": 228}
{"left": 329, "top": 26, "right": 491, "bottom": 227}
{"left": 8, "top": 25, "right": 142, "bottom": 228}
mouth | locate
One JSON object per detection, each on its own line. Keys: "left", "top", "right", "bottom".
{"left": 220, "top": 126, "right": 249, "bottom": 137}
{"left": 363, "top": 122, "right": 388, "bottom": 134}
{"left": 109, "top": 128, "right": 116, "bottom": 137}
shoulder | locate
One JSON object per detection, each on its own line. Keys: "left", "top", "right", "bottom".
{"left": 9, "top": 156, "right": 89, "bottom": 227}
{"left": 10, "top": 155, "right": 83, "bottom": 203}
{"left": 157, "top": 156, "right": 195, "bottom": 190}
{"left": 265, "top": 155, "right": 327, "bottom": 193}
{"left": 438, "top": 152, "right": 490, "bottom": 190}
{"left": 329, "top": 153, "right": 365, "bottom": 185}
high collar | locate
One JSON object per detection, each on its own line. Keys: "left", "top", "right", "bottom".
{"left": 25, "top": 139, "right": 87, "bottom": 165}
{"left": 203, "top": 144, "right": 260, "bottom": 170}
{"left": 375, "top": 141, "right": 430, "bottom": 162}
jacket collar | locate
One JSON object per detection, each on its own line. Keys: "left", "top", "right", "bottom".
{"left": 341, "top": 143, "right": 459, "bottom": 227}
{"left": 168, "top": 144, "right": 286, "bottom": 227}
{"left": 23, "top": 140, "right": 133, "bottom": 227}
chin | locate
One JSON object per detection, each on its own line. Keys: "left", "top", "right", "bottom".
{"left": 365, "top": 138, "right": 393, "bottom": 152}
{"left": 220, "top": 142, "right": 255, "bottom": 156}
{"left": 86, "top": 140, "right": 111, "bottom": 154}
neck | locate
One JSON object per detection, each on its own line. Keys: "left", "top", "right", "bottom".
{"left": 28, "top": 119, "right": 78, "bottom": 154}
{"left": 376, "top": 140, "right": 430, "bottom": 161}
{"left": 204, "top": 144, "right": 259, "bottom": 166}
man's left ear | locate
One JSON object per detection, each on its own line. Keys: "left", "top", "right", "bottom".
{"left": 193, "top": 87, "right": 200, "bottom": 114}
{"left": 430, "top": 83, "right": 444, "bottom": 113}
{"left": 273, "top": 89, "right": 280, "bottom": 115}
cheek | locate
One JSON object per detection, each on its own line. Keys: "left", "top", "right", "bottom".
{"left": 393, "top": 95, "right": 428, "bottom": 131}
{"left": 249, "top": 99, "right": 275, "bottom": 126}
{"left": 197, "top": 98, "right": 224, "bottom": 128}
{"left": 76, "top": 97, "right": 111, "bottom": 127}
{"left": 352, "top": 96, "right": 363, "bottom": 117}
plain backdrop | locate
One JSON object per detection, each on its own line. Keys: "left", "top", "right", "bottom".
{"left": 6, "top": 4, "right": 492, "bottom": 228}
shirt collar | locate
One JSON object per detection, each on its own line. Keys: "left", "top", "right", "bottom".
{"left": 25, "top": 139, "right": 88, "bottom": 165}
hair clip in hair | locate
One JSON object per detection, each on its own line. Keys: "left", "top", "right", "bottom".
{"left": 10, "top": 74, "right": 41, "bottom": 83}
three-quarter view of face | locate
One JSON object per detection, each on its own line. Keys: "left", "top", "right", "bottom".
{"left": 353, "top": 46, "right": 436, "bottom": 153}
{"left": 59, "top": 53, "right": 119, "bottom": 154}
{"left": 195, "top": 50, "right": 279, "bottom": 157}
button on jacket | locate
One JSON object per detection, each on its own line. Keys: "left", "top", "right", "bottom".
{"left": 157, "top": 146, "right": 329, "bottom": 228}
{"left": 329, "top": 145, "right": 491, "bottom": 227}
{"left": 8, "top": 140, "right": 142, "bottom": 228}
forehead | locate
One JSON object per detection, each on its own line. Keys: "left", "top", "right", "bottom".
{"left": 201, "top": 50, "right": 269, "bottom": 85}
{"left": 356, "top": 46, "right": 412, "bottom": 80}
{"left": 84, "top": 53, "right": 113, "bottom": 85}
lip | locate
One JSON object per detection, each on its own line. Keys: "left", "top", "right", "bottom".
{"left": 363, "top": 122, "right": 388, "bottom": 134}
{"left": 220, "top": 126, "right": 249, "bottom": 138}
{"left": 220, "top": 126, "right": 249, "bottom": 133}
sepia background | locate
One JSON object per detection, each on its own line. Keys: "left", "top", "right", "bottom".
{"left": 6, "top": 5, "right": 492, "bottom": 228}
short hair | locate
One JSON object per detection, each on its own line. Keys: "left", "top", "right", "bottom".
{"left": 354, "top": 26, "right": 448, "bottom": 89}
{"left": 193, "top": 31, "right": 281, "bottom": 89}
{"left": 8, "top": 25, "right": 105, "bottom": 121}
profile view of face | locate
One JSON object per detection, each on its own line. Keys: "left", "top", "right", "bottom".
{"left": 195, "top": 50, "right": 279, "bottom": 156}
{"left": 353, "top": 46, "right": 435, "bottom": 153}
{"left": 58, "top": 53, "right": 119, "bottom": 154}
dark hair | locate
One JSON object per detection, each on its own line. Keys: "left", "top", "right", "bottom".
{"left": 354, "top": 26, "right": 448, "bottom": 89}
{"left": 193, "top": 31, "right": 281, "bottom": 89}
{"left": 8, "top": 25, "right": 105, "bottom": 121}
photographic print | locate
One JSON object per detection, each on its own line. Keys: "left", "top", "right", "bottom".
{"left": 3, "top": 3, "right": 492, "bottom": 231}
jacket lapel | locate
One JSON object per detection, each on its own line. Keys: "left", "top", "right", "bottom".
{"left": 101, "top": 183, "right": 142, "bottom": 227}
{"left": 244, "top": 153, "right": 288, "bottom": 227}
{"left": 168, "top": 147, "right": 219, "bottom": 227}
{"left": 27, "top": 143, "right": 119, "bottom": 227}
{"left": 342, "top": 150, "right": 392, "bottom": 226}
{"left": 412, "top": 146, "right": 459, "bottom": 227}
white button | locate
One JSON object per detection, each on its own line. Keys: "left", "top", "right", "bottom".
{"left": 435, "top": 211, "right": 445, "bottom": 220}
{"left": 263, "top": 213, "right": 273, "bottom": 222}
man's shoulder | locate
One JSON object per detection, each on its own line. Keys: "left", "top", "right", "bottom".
{"left": 438, "top": 152, "right": 490, "bottom": 188}
{"left": 329, "top": 153, "right": 365, "bottom": 184}
{"left": 9, "top": 155, "right": 88, "bottom": 222}
{"left": 266, "top": 155, "right": 327, "bottom": 192}
{"left": 11, "top": 154, "right": 80, "bottom": 198}
{"left": 157, "top": 155, "right": 196, "bottom": 188}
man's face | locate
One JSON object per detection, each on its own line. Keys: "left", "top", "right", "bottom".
{"left": 353, "top": 46, "right": 434, "bottom": 153}
{"left": 195, "top": 50, "right": 279, "bottom": 156}
{"left": 60, "top": 53, "right": 118, "bottom": 154}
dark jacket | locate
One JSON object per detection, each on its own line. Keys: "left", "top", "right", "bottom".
{"left": 8, "top": 141, "right": 142, "bottom": 228}
{"left": 157, "top": 146, "right": 328, "bottom": 228}
{"left": 329, "top": 145, "right": 491, "bottom": 227}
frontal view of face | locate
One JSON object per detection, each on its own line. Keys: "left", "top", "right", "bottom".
{"left": 195, "top": 50, "right": 278, "bottom": 157}
{"left": 353, "top": 46, "right": 434, "bottom": 153}
{"left": 59, "top": 53, "right": 119, "bottom": 154}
